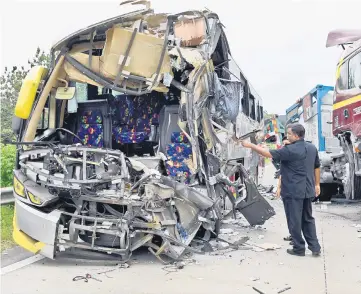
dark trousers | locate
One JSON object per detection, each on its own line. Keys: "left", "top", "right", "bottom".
{"left": 283, "top": 197, "right": 321, "bottom": 253}
{"left": 282, "top": 197, "right": 291, "bottom": 235}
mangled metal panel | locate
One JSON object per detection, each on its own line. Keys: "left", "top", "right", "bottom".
{"left": 174, "top": 16, "right": 207, "bottom": 47}
{"left": 101, "top": 25, "right": 172, "bottom": 80}
{"left": 212, "top": 73, "right": 242, "bottom": 123}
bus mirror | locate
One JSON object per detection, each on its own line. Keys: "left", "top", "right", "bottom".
{"left": 12, "top": 116, "right": 22, "bottom": 135}
{"left": 55, "top": 87, "right": 76, "bottom": 100}
{"left": 14, "top": 66, "right": 48, "bottom": 119}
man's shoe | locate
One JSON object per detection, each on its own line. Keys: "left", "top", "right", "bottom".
{"left": 312, "top": 251, "right": 321, "bottom": 257}
{"left": 289, "top": 241, "right": 295, "bottom": 246}
{"left": 286, "top": 249, "right": 305, "bottom": 256}
{"left": 283, "top": 236, "right": 292, "bottom": 241}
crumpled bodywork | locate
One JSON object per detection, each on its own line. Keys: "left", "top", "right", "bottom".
{"left": 15, "top": 2, "right": 275, "bottom": 261}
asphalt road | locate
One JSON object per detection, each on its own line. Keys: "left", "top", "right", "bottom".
{"left": 1, "top": 198, "right": 360, "bottom": 294}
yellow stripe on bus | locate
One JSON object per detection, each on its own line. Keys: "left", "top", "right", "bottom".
{"left": 333, "top": 95, "right": 361, "bottom": 110}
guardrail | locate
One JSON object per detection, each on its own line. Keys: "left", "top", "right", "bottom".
{"left": 0, "top": 187, "right": 14, "bottom": 205}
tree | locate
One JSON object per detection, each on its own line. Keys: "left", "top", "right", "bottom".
{"left": 0, "top": 47, "right": 51, "bottom": 141}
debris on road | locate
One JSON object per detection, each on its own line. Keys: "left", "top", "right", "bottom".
{"left": 353, "top": 224, "right": 361, "bottom": 232}
{"left": 161, "top": 258, "right": 196, "bottom": 274}
{"left": 258, "top": 243, "right": 281, "bottom": 250}
{"left": 250, "top": 277, "right": 261, "bottom": 282}
{"left": 277, "top": 286, "right": 292, "bottom": 293}
{"left": 239, "top": 256, "right": 246, "bottom": 264}
{"left": 72, "top": 273, "right": 102, "bottom": 283}
{"left": 220, "top": 228, "right": 234, "bottom": 234}
{"left": 96, "top": 263, "right": 130, "bottom": 276}
{"left": 258, "top": 185, "right": 277, "bottom": 200}
{"left": 245, "top": 241, "right": 282, "bottom": 252}
{"left": 252, "top": 286, "right": 266, "bottom": 294}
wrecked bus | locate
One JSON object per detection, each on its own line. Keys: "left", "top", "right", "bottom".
{"left": 10, "top": 6, "right": 275, "bottom": 261}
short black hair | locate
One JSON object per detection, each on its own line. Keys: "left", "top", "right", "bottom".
{"left": 287, "top": 123, "right": 305, "bottom": 138}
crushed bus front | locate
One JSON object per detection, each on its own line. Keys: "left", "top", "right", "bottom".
{"left": 11, "top": 5, "right": 275, "bottom": 261}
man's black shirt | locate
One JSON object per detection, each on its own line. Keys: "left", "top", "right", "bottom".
{"left": 269, "top": 139, "right": 320, "bottom": 199}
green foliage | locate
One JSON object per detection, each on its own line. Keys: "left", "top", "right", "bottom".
{"left": 1, "top": 204, "right": 14, "bottom": 252}
{"left": 0, "top": 47, "right": 51, "bottom": 142}
{"left": 0, "top": 144, "right": 16, "bottom": 187}
{"left": 0, "top": 47, "right": 50, "bottom": 188}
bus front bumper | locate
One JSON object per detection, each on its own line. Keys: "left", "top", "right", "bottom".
{"left": 13, "top": 199, "right": 61, "bottom": 259}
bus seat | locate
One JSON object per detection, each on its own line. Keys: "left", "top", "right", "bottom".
{"left": 165, "top": 132, "right": 194, "bottom": 184}
{"left": 74, "top": 109, "right": 104, "bottom": 147}
{"left": 112, "top": 95, "right": 164, "bottom": 144}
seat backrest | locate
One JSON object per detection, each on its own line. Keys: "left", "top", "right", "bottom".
{"left": 111, "top": 94, "right": 166, "bottom": 145}
{"left": 157, "top": 105, "right": 182, "bottom": 154}
{"left": 74, "top": 100, "right": 111, "bottom": 148}
{"left": 75, "top": 110, "right": 104, "bottom": 147}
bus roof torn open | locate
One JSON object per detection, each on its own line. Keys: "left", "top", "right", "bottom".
{"left": 12, "top": 1, "right": 275, "bottom": 261}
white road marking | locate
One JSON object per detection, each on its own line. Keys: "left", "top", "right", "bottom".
{"left": 1, "top": 255, "right": 45, "bottom": 276}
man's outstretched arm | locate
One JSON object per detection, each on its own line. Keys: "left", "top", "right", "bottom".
{"left": 241, "top": 142, "right": 273, "bottom": 158}
{"left": 240, "top": 140, "right": 291, "bottom": 161}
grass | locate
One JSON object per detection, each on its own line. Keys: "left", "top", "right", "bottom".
{"left": 1, "top": 204, "right": 14, "bottom": 252}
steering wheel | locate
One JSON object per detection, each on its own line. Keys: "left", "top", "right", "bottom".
{"left": 55, "top": 128, "right": 84, "bottom": 145}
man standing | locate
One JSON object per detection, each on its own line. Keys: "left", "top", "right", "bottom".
{"left": 240, "top": 123, "right": 321, "bottom": 257}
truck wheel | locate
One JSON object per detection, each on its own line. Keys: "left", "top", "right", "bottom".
{"left": 344, "top": 163, "right": 361, "bottom": 200}
{"left": 353, "top": 174, "right": 361, "bottom": 200}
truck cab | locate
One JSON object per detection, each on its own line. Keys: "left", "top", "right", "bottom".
{"left": 326, "top": 30, "right": 361, "bottom": 200}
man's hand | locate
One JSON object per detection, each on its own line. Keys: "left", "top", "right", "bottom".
{"left": 315, "top": 185, "right": 321, "bottom": 196}
{"left": 240, "top": 140, "right": 253, "bottom": 148}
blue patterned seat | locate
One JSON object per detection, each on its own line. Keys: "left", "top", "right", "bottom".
{"left": 111, "top": 94, "right": 164, "bottom": 144}
{"left": 74, "top": 110, "right": 104, "bottom": 147}
{"left": 165, "top": 132, "right": 194, "bottom": 184}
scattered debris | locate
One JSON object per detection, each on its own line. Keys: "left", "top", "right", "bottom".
{"left": 258, "top": 185, "right": 277, "bottom": 200}
{"left": 250, "top": 277, "right": 260, "bottom": 282}
{"left": 209, "top": 247, "right": 235, "bottom": 256}
{"left": 252, "top": 286, "right": 266, "bottom": 294}
{"left": 73, "top": 274, "right": 102, "bottom": 283}
{"left": 257, "top": 243, "right": 281, "bottom": 251}
{"left": 96, "top": 263, "right": 130, "bottom": 276}
{"left": 217, "top": 241, "right": 230, "bottom": 250}
{"left": 161, "top": 258, "right": 196, "bottom": 274}
{"left": 266, "top": 185, "right": 274, "bottom": 193}
{"left": 254, "top": 225, "right": 266, "bottom": 230}
{"left": 220, "top": 228, "right": 234, "bottom": 234}
{"left": 277, "top": 286, "right": 292, "bottom": 293}
{"left": 239, "top": 256, "right": 246, "bottom": 264}
{"left": 246, "top": 241, "right": 281, "bottom": 252}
